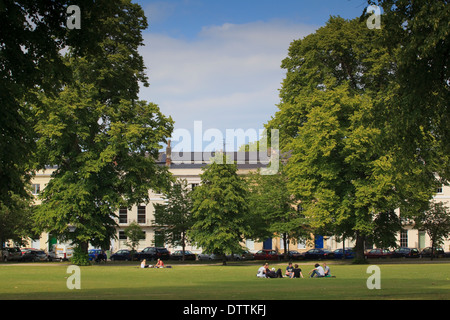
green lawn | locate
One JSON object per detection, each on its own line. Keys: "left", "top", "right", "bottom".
{"left": 0, "top": 261, "right": 449, "bottom": 300}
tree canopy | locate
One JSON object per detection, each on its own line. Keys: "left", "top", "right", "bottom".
{"left": 189, "top": 155, "right": 250, "bottom": 263}
{"left": 31, "top": 1, "right": 173, "bottom": 252}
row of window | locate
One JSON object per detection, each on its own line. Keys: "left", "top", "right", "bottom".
{"left": 400, "top": 230, "right": 427, "bottom": 248}
{"left": 118, "top": 230, "right": 166, "bottom": 247}
{"left": 119, "top": 206, "right": 147, "bottom": 224}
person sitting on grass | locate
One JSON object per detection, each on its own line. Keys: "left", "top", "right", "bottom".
{"left": 292, "top": 264, "right": 303, "bottom": 278}
{"left": 285, "top": 262, "right": 294, "bottom": 278}
{"left": 323, "top": 263, "right": 336, "bottom": 277}
{"left": 256, "top": 263, "right": 283, "bottom": 278}
{"left": 155, "top": 258, "right": 165, "bottom": 268}
{"left": 140, "top": 259, "right": 149, "bottom": 268}
{"left": 257, "top": 263, "right": 267, "bottom": 278}
{"left": 309, "top": 263, "right": 325, "bottom": 278}
{"left": 265, "top": 264, "right": 283, "bottom": 278}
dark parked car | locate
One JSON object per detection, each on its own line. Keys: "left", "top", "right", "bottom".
{"left": 110, "top": 249, "right": 135, "bottom": 261}
{"left": 137, "top": 247, "right": 171, "bottom": 261}
{"left": 392, "top": 247, "right": 419, "bottom": 258}
{"left": 278, "top": 250, "right": 304, "bottom": 261}
{"left": 303, "top": 249, "right": 334, "bottom": 260}
{"left": 333, "top": 248, "right": 355, "bottom": 260}
{"left": 20, "top": 249, "right": 48, "bottom": 262}
{"left": 253, "top": 249, "right": 279, "bottom": 261}
{"left": 364, "top": 248, "right": 392, "bottom": 259}
{"left": 2, "top": 247, "right": 22, "bottom": 262}
{"left": 419, "top": 247, "right": 446, "bottom": 259}
{"left": 171, "top": 250, "right": 196, "bottom": 261}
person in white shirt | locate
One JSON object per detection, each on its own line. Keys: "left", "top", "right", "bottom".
{"left": 257, "top": 263, "right": 267, "bottom": 278}
{"left": 323, "top": 263, "right": 331, "bottom": 277}
{"left": 309, "top": 263, "right": 325, "bottom": 278}
{"left": 140, "top": 259, "right": 149, "bottom": 268}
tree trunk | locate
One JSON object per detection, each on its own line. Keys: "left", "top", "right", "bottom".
{"left": 182, "top": 232, "right": 186, "bottom": 262}
{"left": 342, "top": 236, "right": 346, "bottom": 260}
{"left": 355, "top": 232, "right": 365, "bottom": 262}
{"left": 80, "top": 241, "right": 89, "bottom": 254}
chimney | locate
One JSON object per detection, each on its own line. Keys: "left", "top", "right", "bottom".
{"left": 166, "top": 140, "right": 172, "bottom": 166}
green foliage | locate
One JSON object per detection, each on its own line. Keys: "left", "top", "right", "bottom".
{"left": 0, "top": 1, "right": 70, "bottom": 227}
{"left": 0, "top": 192, "right": 34, "bottom": 245}
{"left": 0, "top": 0, "right": 145, "bottom": 244}
{"left": 371, "top": 0, "right": 450, "bottom": 182}
{"left": 124, "top": 222, "right": 145, "bottom": 254}
{"left": 246, "top": 165, "right": 310, "bottom": 252}
{"left": 189, "top": 155, "right": 250, "bottom": 260}
{"left": 267, "top": 17, "right": 409, "bottom": 259}
{"left": 31, "top": 1, "right": 173, "bottom": 251}
{"left": 71, "top": 246, "right": 91, "bottom": 266}
{"left": 415, "top": 202, "right": 450, "bottom": 252}
{"left": 154, "top": 180, "right": 193, "bottom": 258}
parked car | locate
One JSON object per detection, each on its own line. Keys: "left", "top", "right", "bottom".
{"left": 226, "top": 250, "right": 255, "bottom": 261}
{"left": 278, "top": 250, "right": 304, "bottom": 261}
{"left": 2, "top": 247, "right": 22, "bottom": 262}
{"left": 253, "top": 249, "right": 279, "bottom": 261}
{"left": 110, "top": 249, "right": 135, "bottom": 261}
{"left": 419, "top": 247, "right": 446, "bottom": 259}
{"left": 303, "top": 249, "right": 334, "bottom": 260}
{"left": 197, "top": 252, "right": 224, "bottom": 261}
{"left": 20, "top": 249, "right": 48, "bottom": 262}
{"left": 171, "top": 250, "right": 196, "bottom": 261}
{"left": 88, "top": 249, "right": 107, "bottom": 262}
{"left": 364, "top": 248, "right": 392, "bottom": 259}
{"left": 333, "top": 248, "right": 355, "bottom": 260}
{"left": 47, "top": 250, "right": 61, "bottom": 262}
{"left": 137, "top": 247, "right": 171, "bottom": 261}
{"left": 392, "top": 247, "right": 419, "bottom": 258}
{"left": 197, "top": 252, "right": 212, "bottom": 261}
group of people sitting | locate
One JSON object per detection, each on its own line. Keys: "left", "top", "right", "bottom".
{"left": 257, "top": 262, "right": 334, "bottom": 279}
{"left": 140, "top": 258, "right": 166, "bottom": 269}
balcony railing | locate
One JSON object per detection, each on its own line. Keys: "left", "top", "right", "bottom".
{"left": 117, "top": 218, "right": 153, "bottom": 226}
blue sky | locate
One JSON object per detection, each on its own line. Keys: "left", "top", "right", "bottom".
{"left": 135, "top": 0, "right": 369, "bottom": 151}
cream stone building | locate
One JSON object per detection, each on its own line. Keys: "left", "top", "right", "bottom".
{"left": 28, "top": 147, "right": 450, "bottom": 255}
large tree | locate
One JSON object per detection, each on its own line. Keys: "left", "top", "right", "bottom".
{"left": 267, "top": 17, "right": 409, "bottom": 260}
{"left": 189, "top": 155, "right": 250, "bottom": 265}
{"left": 369, "top": 0, "right": 450, "bottom": 182}
{"left": 32, "top": 1, "right": 173, "bottom": 254}
{"left": 0, "top": 1, "right": 72, "bottom": 242}
{"left": 0, "top": 0, "right": 155, "bottom": 247}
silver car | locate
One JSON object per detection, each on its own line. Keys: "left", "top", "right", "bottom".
{"left": 2, "top": 247, "right": 22, "bottom": 261}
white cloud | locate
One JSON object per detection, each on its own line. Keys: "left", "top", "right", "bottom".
{"left": 138, "top": 19, "right": 318, "bottom": 149}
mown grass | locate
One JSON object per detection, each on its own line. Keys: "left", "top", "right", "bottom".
{"left": 0, "top": 261, "right": 449, "bottom": 300}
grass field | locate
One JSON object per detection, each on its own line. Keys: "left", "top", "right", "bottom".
{"left": 0, "top": 261, "right": 449, "bottom": 300}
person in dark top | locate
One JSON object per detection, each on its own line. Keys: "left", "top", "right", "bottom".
{"left": 292, "top": 264, "right": 303, "bottom": 278}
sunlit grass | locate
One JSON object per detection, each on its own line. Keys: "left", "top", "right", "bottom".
{"left": 1, "top": 261, "right": 449, "bottom": 300}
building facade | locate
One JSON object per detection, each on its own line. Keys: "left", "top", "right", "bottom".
{"left": 28, "top": 148, "right": 450, "bottom": 254}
